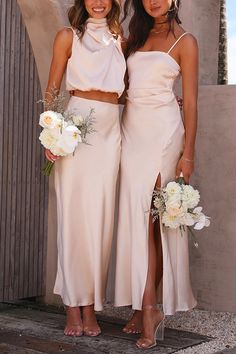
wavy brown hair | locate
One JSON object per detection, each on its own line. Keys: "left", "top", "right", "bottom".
{"left": 68, "top": 0, "right": 122, "bottom": 38}
{"left": 123, "top": 0, "right": 181, "bottom": 57}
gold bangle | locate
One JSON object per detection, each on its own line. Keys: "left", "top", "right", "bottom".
{"left": 182, "top": 157, "right": 194, "bottom": 163}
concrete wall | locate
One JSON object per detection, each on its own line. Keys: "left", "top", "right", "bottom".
{"left": 190, "top": 85, "right": 236, "bottom": 312}
{"left": 17, "top": 0, "right": 236, "bottom": 312}
{"left": 17, "top": 0, "right": 73, "bottom": 305}
{"left": 17, "top": 0, "right": 72, "bottom": 92}
{"left": 179, "top": 0, "right": 221, "bottom": 85}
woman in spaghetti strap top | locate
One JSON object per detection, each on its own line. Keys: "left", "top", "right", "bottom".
{"left": 44, "top": 0, "right": 126, "bottom": 337}
{"left": 115, "top": 0, "right": 198, "bottom": 349}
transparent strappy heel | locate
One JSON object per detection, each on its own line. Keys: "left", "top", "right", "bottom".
{"left": 155, "top": 316, "right": 165, "bottom": 341}
{"left": 136, "top": 305, "right": 165, "bottom": 349}
{"left": 123, "top": 310, "right": 142, "bottom": 334}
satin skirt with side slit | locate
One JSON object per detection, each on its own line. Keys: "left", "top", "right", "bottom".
{"left": 114, "top": 91, "right": 197, "bottom": 315}
{"left": 54, "top": 96, "right": 121, "bottom": 311}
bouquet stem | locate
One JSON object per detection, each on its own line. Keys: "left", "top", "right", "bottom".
{"left": 187, "top": 226, "right": 199, "bottom": 248}
{"left": 42, "top": 161, "right": 54, "bottom": 176}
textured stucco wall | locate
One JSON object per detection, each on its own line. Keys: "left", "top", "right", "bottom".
{"left": 17, "top": 0, "right": 72, "bottom": 92}
{"left": 17, "top": 0, "right": 73, "bottom": 305}
{"left": 17, "top": 0, "right": 236, "bottom": 312}
{"left": 179, "top": 0, "right": 221, "bottom": 85}
{"left": 190, "top": 85, "right": 236, "bottom": 312}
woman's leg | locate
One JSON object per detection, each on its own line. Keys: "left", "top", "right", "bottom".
{"left": 123, "top": 310, "right": 142, "bottom": 334}
{"left": 64, "top": 306, "right": 83, "bottom": 336}
{"left": 82, "top": 305, "right": 101, "bottom": 337}
{"left": 136, "top": 176, "right": 164, "bottom": 348}
{"left": 123, "top": 210, "right": 163, "bottom": 336}
{"left": 124, "top": 177, "right": 164, "bottom": 337}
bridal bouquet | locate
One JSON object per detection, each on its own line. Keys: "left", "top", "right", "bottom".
{"left": 38, "top": 91, "right": 95, "bottom": 176}
{"left": 151, "top": 174, "right": 210, "bottom": 247}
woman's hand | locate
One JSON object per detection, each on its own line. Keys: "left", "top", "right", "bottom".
{"left": 175, "top": 156, "right": 194, "bottom": 184}
{"left": 45, "top": 149, "right": 60, "bottom": 163}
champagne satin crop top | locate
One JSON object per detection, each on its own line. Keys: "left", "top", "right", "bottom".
{"left": 66, "top": 18, "right": 126, "bottom": 97}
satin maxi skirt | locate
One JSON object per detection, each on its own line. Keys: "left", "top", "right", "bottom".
{"left": 54, "top": 96, "right": 121, "bottom": 311}
{"left": 115, "top": 92, "right": 197, "bottom": 315}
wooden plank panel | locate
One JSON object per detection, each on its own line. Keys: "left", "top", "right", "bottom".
{"left": 16, "top": 23, "right": 27, "bottom": 299}
{"left": 0, "top": 0, "right": 48, "bottom": 301}
{"left": 0, "top": 0, "right": 12, "bottom": 299}
{"left": 12, "top": 6, "right": 22, "bottom": 299}
{"left": 0, "top": 0, "right": 7, "bottom": 300}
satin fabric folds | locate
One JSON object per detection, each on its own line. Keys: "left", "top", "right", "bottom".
{"left": 54, "top": 17, "right": 125, "bottom": 311}
{"left": 54, "top": 97, "right": 120, "bottom": 310}
{"left": 115, "top": 47, "right": 197, "bottom": 315}
{"left": 66, "top": 18, "right": 126, "bottom": 97}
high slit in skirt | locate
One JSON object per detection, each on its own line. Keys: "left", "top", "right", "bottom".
{"left": 54, "top": 96, "right": 121, "bottom": 311}
{"left": 114, "top": 94, "right": 197, "bottom": 315}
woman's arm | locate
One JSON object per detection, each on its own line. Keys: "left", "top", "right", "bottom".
{"left": 176, "top": 34, "right": 199, "bottom": 183}
{"left": 45, "top": 28, "right": 73, "bottom": 162}
{"left": 45, "top": 28, "right": 73, "bottom": 102}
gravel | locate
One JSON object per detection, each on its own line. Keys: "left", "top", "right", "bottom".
{"left": 101, "top": 304, "right": 236, "bottom": 354}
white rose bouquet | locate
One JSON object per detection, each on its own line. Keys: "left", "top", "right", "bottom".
{"left": 151, "top": 174, "right": 210, "bottom": 247}
{"left": 38, "top": 91, "right": 95, "bottom": 176}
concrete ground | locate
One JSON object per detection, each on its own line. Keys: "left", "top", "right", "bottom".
{"left": 0, "top": 302, "right": 235, "bottom": 354}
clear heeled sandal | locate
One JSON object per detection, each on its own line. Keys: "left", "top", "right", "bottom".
{"left": 136, "top": 305, "right": 165, "bottom": 349}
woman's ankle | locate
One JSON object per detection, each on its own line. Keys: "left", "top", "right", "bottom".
{"left": 82, "top": 304, "right": 95, "bottom": 315}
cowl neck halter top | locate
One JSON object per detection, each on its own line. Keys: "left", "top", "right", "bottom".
{"left": 66, "top": 17, "right": 126, "bottom": 97}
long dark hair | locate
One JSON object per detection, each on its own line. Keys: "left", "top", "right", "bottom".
{"left": 123, "top": 0, "right": 181, "bottom": 57}
{"left": 68, "top": 0, "right": 122, "bottom": 38}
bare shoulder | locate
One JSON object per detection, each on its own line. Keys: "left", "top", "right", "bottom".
{"left": 54, "top": 28, "right": 74, "bottom": 48}
{"left": 181, "top": 33, "right": 198, "bottom": 52}
{"left": 53, "top": 27, "right": 74, "bottom": 56}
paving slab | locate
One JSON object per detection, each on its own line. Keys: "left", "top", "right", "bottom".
{"left": 0, "top": 302, "right": 211, "bottom": 354}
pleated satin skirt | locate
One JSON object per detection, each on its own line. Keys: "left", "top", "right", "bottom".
{"left": 115, "top": 94, "right": 197, "bottom": 315}
{"left": 54, "top": 96, "right": 121, "bottom": 311}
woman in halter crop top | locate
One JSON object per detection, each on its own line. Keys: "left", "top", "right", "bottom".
{"left": 45, "top": 0, "right": 126, "bottom": 337}
{"left": 115, "top": 0, "right": 198, "bottom": 349}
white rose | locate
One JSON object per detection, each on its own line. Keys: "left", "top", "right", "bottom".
{"left": 162, "top": 211, "right": 181, "bottom": 229}
{"left": 39, "top": 129, "right": 57, "bottom": 149}
{"left": 39, "top": 111, "right": 63, "bottom": 129}
{"left": 182, "top": 185, "right": 200, "bottom": 209}
{"left": 166, "top": 204, "right": 186, "bottom": 218}
{"left": 73, "top": 115, "right": 84, "bottom": 127}
{"left": 165, "top": 181, "right": 182, "bottom": 199}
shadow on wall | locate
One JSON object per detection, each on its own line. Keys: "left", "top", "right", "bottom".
{"left": 17, "top": 0, "right": 73, "bottom": 92}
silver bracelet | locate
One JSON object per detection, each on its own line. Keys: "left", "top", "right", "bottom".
{"left": 182, "top": 157, "right": 194, "bottom": 163}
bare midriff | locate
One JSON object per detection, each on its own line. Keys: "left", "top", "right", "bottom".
{"left": 70, "top": 89, "right": 118, "bottom": 105}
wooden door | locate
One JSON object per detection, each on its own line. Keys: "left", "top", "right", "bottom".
{"left": 0, "top": 0, "right": 48, "bottom": 300}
